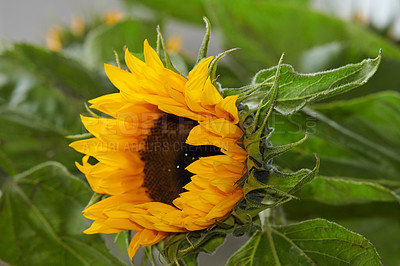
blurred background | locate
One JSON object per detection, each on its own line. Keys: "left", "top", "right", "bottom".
{"left": 2, "top": 1, "right": 400, "bottom": 53}
{"left": 0, "top": 0, "right": 122, "bottom": 43}
{"left": 1, "top": 0, "right": 400, "bottom": 265}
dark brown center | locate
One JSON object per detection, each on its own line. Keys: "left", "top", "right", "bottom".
{"left": 139, "top": 113, "right": 221, "bottom": 205}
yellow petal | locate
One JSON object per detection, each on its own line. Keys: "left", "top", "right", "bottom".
{"left": 200, "top": 118, "right": 243, "bottom": 139}
{"left": 186, "top": 155, "right": 244, "bottom": 175}
{"left": 209, "top": 178, "right": 237, "bottom": 193}
{"left": 215, "top": 95, "right": 239, "bottom": 123}
{"left": 157, "top": 103, "right": 205, "bottom": 122}
{"left": 104, "top": 218, "right": 143, "bottom": 231}
{"left": 160, "top": 210, "right": 184, "bottom": 227}
{"left": 84, "top": 221, "right": 122, "bottom": 234}
{"left": 182, "top": 216, "right": 210, "bottom": 231}
{"left": 75, "top": 155, "right": 144, "bottom": 194}
{"left": 83, "top": 194, "right": 148, "bottom": 219}
{"left": 125, "top": 48, "right": 146, "bottom": 74}
{"left": 165, "top": 83, "right": 186, "bottom": 105}
{"left": 129, "top": 214, "right": 159, "bottom": 229}
{"left": 104, "top": 63, "right": 140, "bottom": 94}
{"left": 206, "top": 189, "right": 243, "bottom": 219}
{"left": 184, "top": 57, "right": 214, "bottom": 113}
{"left": 188, "top": 57, "right": 213, "bottom": 81}
{"left": 88, "top": 93, "right": 124, "bottom": 117}
{"left": 139, "top": 229, "right": 168, "bottom": 246}
{"left": 128, "top": 231, "right": 142, "bottom": 259}
{"left": 143, "top": 39, "right": 164, "bottom": 68}
{"left": 201, "top": 77, "right": 223, "bottom": 106}
{"left": 127, "top": 229, "right": 169, "bottom": 258}
{"left": 153, "top": 223, "right": 187, "bottom": 232}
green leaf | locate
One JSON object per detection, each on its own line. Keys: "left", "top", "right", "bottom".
{"left": 337, "top": 58, "right": 400, "bottom": 100}
{"left": 283, "top": 201, "right": 400, "bottom": 266}
{"left": 223, "top": 53, "right": 381, "bottom": 115}
{"left": 263, "top": 54, "right": 380, "bottom": 114}
{"left": 227, "top": 218, "right": 381, "bottom": 266}
{"left": 83, "top": 19, "right": 157, "bottom": 68}
{"left": 297, "top": 176, "right": 400, "bottom": 205}
{"left": 0, "top": 162, "right": 125, "bottom": 266}
{"left": 269, "top": 91, "right": 400, "bottom": 181}
{"left": 0, "top": 149, "right": 17, "bottom": 176}
{"left": 0, "top": 107, "right": 81, "bottom": 174}
{"left": 1, "top": 43, "right": 108, "bottom": 98}
{"left": 338, "top": 216, "right": 400, "bottom": 266}
{"left": 0, "top": 50, "right": 88, "bottom": 173}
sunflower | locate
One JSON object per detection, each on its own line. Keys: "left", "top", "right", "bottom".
{"left": 70, "top": 40, "right": 247, "bottom": 258}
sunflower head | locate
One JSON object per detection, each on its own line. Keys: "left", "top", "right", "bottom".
{"left": 70, "top": 25, "right": 319, "bottom": 263}
{"left": 70, "top": 29, "right": 250, "bottom": 260}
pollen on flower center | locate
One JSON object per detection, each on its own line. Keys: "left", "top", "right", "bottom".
{"left": 139, "top": 113, "right": 222, "bottom": 205}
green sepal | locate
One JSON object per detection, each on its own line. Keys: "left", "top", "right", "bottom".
{"left": 85, "top": 102, "right": 101, "bottom": 118}
{"left": 196, "top": 17, "right": 211, "bottom": 64}
{"left": 262, "top": 133, "right": 308, "bottom": 162}
{"left": 142, "top": 246, "right": 157, "bottom": 266}
{"left": 66, "top": 132, "right": 93, "bottom": 140}
{"left": 239, "top": 54, "right": 284, "bottom": 164}
{"left": 233, "top": 158, "right": 319, "bottom": 223}
{"left": 84, "top": 192, "right": 104, "bottom": 209}
{"left": 241, "top": 103, "right": 273, "bottom": 164}
{"left": 268, "top": 156, "right": 320, "bottom": 195}
{"left": 156, "top": 26, "right": 180, "bottom": 74}
{"left": 113, "top": 49, "right": 122, "bottom": 68}
{"left": 157, "top": 215, "right": 261, "bottom": 264}
{"left": 208, "top": 48, "right": 239, "bottom": 86}
{"left": 239, "top": 53, "right": 283, "bottom": 137}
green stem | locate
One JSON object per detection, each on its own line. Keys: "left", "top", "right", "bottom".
{"left": 263, "top": 215, "right": 282, "bottom": 266}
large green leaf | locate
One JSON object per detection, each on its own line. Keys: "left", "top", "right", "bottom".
{"left": 0, "top": 162, "right": 125, "bottom": 265}
{"left": 0, "top": 107, "right": 81, "bottom": 175}
{"left": 269, "top": 91, "right": 400, "bottom": 181}
{"left": 297, "top": 176, "right": 400, "bottom": 205}
{"left": 222, "top": 53, "right": 381, "bottom": 115}
{"left": 0, "top": 49, "right": 89, "bottom": 174}
{"left": 83, "top": 19, "right": 157, "bottom": 68}
{"left": 227, "top": 218, "right": 381, "bottom": 265}
{"left": 284, "top": 201, "right": 400, "bottom": 266}
{"left": 338, "top": 216, "right": 400, "bottom": 266}
{"left": 327, "top": 58, "right": 400, "bottom": 101}
{"left": 1, "top": 43, "right": 108, "bottom": 98}
{"left": 0, "top": 66, "right": 82, "bottom": 133}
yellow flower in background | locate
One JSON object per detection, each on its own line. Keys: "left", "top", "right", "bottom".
{"left": 46, "top": 26, "right": 63, "bottom": 52}
{"left": 166, "top": 35, "right": 183, "bottom": 53}
{"left": 70, "top": 40, "right": 247, "bottom": 258}
{"left": 104, "top": 10, "right": 124, "bottom": 25}
{"left": 71, "top": 14, "right": 85, "bottom": 36}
